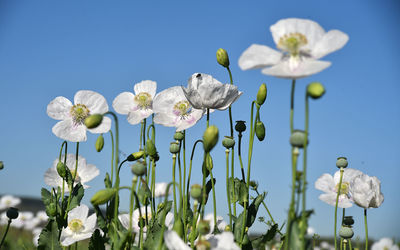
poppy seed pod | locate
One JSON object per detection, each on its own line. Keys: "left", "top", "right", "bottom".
{"left": 173, "top": 131, "right": 184, "bottom": 141}
{"left": 56, "top": 161, "right": 67, "bottom": 178}
{"left": 235, "top": 120, "right": 246, "bottom": 133}
{"left": 190, "top": 184, "right": 202, "bottom": 201}
{"left": 336, "top": 157, "right": 348, "bottom": 169}
{"left": 343, "top": 216, "right": 354, "bottom": 227}
{"left": 290, "top": 130, "right": 308, "bottom": 148}
{"left": 255, "top": 121, "right": 266, "bottom": 141}
{"left": 256, "top": 83, "right": 267, "bottom": 106}
{"left": 6, "top": 207, "right": 19, "bottom": 220}
{"left": 339, "top": 226, "right": 354, "bottom": 239}
{"left": 131, "top": 160, "right": 147, "bottom": 176}
{"left": 95, "top": 134, "right": 104, "bottom": 152}
{"left": 222, "top": 136, "right": 235, "bottom": 149}
{"left": 169, "top": 142, "right": 180, "bottom": 154}
{"left": 84, "top": 114, "right": 103, "bottom": 129}
{"left": 198, "top": 220, "right": 211, "bottom": 235}
{"left": 307, "top": 82, "right": 325, "bottom": 99}
{"left": 203, "top": 126, "right": 219, "bottom": 152}
{"left": 216, "top": 48, "right": 230, "bottom": 68}
{"left": 91, "top": 188, "right": 116, "bottom": 206}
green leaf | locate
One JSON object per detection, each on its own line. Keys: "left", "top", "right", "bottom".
{"left": 66, "top": 183, "right": 84, "bottom": 212}
{"left": 41, "top": 188, "right": 52, "bottom": 206}
{"left": 93, "top": 205, "right": 107, "bottom": 232}
{"left": 89, "top": 229, "right": 106, "bottom": 250}
{"left": 246, "top": 192, "right": 265, "bottom": 227}
{"left": 250, "top": 224, "right": 278, "bottom": 249}
{"left": 205, "top": 178, "right": 216, "bottom": 204}
{"left": 138, "top": 181, "right": 151, "bottom": 205}
{"left": 238, "top": 179, "right": 248, "bottom": 207}
{"left": 38, "top": 220, "right": 62, "bottom": 250}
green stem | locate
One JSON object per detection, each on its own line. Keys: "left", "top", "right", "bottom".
{"left": 225, "top": 149, "right": 233, "bottom": 229}
{"left": 231, "top": 146, "right": 236, "bottom": 217}
{"left": 182, "top": 131, "right": 188, "bottom": 241}
{"left": 190, "top": 200, "right": 199, "bottom": 248}
{"left": 172, "top": 154, "right": 177, "bottom": 218}
{"left": 109, "top": 130, "right": 115, "bottom": 186}
{"left": 151, "top": 159, "right": 156, "bottom": 215}
{"left": 0, "top": 219, "right": 11, "bottom": 248}
{"left": 64, "top": 142, "right": 80, "bottom": 219}
{"left": 334, "top": 168, "right": 344, "bottom": 250}
{"left": 129, "top": 176, "right": 138, "bottom": 232}
{"left": 348, "top": 239, "right": 352, "bottom": 250}
{"left": 209, "top": 168, "right": 219, "bottom": 233}
{"left": 58, "top": 141, "right": 68, "bottom": 206}
{"left": 157, "top": 183, "right": 174, "bottom": 250}
{"left": 185, "top": 140, "right": 203, "bottom": 203}
{"left": 206, "top": 108, "right": 210, "bottom": 128}
{"left": 364, "top": 209, "right": 368, "bottom": 250}
{"left": 290, "top": 79, "right": 296, "bottom": 134}
{"left": 237, "top": 133, "right": 246, "bottom": 182}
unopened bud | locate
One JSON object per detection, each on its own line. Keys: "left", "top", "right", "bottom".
{"left": 222, "top": 136, "right": 235, "bottom": 149}
{"left": 290, "top": 130, "right": 308, "bottom": 148}
{"left": 255, "top": 121, "right": 266, "bottom": 141}
{"left": 173, "top": 218, "right": 184, "bottom": 237}
{"left": 91, "top": 188, "right": 116, "bottom": 205}
{"left": 173, "top": 131, "right": 184, "bottom": 141}
{"left": 307, "top": 82, "right": 325, "bottom": 99}
{"left": 216, "top": 48, "right": 230, "bottom": 68}
{"left": 190, "top": 184, "right": 202, "bottom": 201}
{"left": 146, "top": 139, "right": 157, "bottom": 157}
{"left": 0, "top": 161, "right": 4, "bottom": 170}
{"left": 203, "top": 126, "right": 219, "bottom": 152}
{"left": 198, "top": 220, "right": 211, "bottom": 235}
{"left": 6, "top": 207, "right": 19, "bottom": 220}
{"left": 95, "top": 134, "right": 104, "bottom": 152}
{"left": 46, "top": 203, "right": 57, "bottom": 217}
{"left": 84, "top": 114, "right": 103, "bottom": 129}
{"left": 249, "top": 180, "right": 258, "bottom": 190}
{"left": 256, "top": 83, "right": 267, "bottom": 106}
{"left": 169, "top": 142, "right": 180, "bottom": 154}
{"left": 235, "top": 121, "right": 246, "bottom": 133}
{"left": 131, "top": 160, "right": 147, "bottom": 176}
{"left": 56, "top": 162, "right": 67, "bottom": 178}
{"left": 336, "top": 157, "right": 348, "bottom": 169}
{"left": 127, "top": 151, "right": 145, "bottom": 162}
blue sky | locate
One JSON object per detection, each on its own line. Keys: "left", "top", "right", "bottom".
{"left": 0, "top": 0, "right": 399, "bottom": 240}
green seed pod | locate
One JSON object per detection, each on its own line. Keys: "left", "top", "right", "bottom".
{"left": 336, "top": 157, "right": 348, "bottom": 169}
{"left": 131, "top": 160, "right": 147, "bottom": 176}
{"left": 169, "top": 142, "right": 180, "bottom": 154}
{"left": 255, "top": 121, "right": 266, "bottom": 141}
{"left": 339, "top": 226, "right": 354, "bottom": 239}
{"left": 222, "top": 136, "right": 235, "bottom": 149}
{"left": 235, "top": 120, "right": 246, "bottom": 133}
{"left": 198, "top": 220, "right": 211, "bottom": 235}
{"left": 203, "top": 126, "right": 219, "bottom": 153}
{"left": 46, "top": 203, "right": 57, "bottom": 217}
{"left": 343, "top": 216, "right": 354, "bottom": 227}
{"left": 91, "top": 188, "right": 117, "bottom": 206}
{"left": 216, "top": 48, "right": 230, "bottom": 68}
{"left": 290, "top": 129, "right": 308, "bottom": 148}
{"left": 0, "top": 161, "right": 4, "bottom": 170}
{"left": 173, "top": 218, "right": 184, "bottom": 237}
{"left": 145, "top": 139, "right": 157, "bottom": 157}
{"left": 307, "top": 82, "right": 325, "bottom": 99}
{"left": 173, "top": 131, "right": 184, "bottom": 141}
{"left": 95, "top": 134, "right": 104, "bottom": 152}
{"left": 256, "top": 83, "right": 267, "bottom": 106}
{"left": 190, "top": 184, "right": 202, "bottom": 201}
{"left": 127, "top": 151, "right": 145, "bottom": 162}
{"left": 84, "top": 114, "right": 103, "bottom": 129}
{"left": 6, "top": 207, "right": 19, "bottom": 220}
{"left": 56, "top": 161, "right": 67, "bottom": 178}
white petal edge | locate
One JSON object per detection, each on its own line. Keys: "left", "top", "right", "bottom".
{"left": 261, "top": 59, "right": 331, "bottom": 79}
{"left": 238, "top": 44, "right": 282, "bottom": 70}
{"left": 112, "top": 92, "right": 136, "bottom": 115}
{"left": 134, "top": 80, "right": 157, "bottom": 98}
{"left": 127, "top": 110, "right": 153, "bottom": 125}
{"left": 164, "top": 230, "right": 191, "bottom": 250}
{"left": 74, "top": 90, "right": 109, "bottom": 114}
{"left": 47, "top": 96, "right": 73, "bottom": 120}
{"left": 52, "top": 119, "right": 87, "bottom": 142}
{"left": 311, "top": 30, "right": 349, "bottom": 59}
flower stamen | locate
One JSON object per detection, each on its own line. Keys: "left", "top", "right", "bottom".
{"left": 335, "top": 182, "right": 350, "bottom": 195}
{"left": 68, "top": 218, "right": 84, "bottom": 233}
{"left": 173, "top": 101, "right": 192, "bottom": 119}
{"left": 277, "top": 32, "right": 308, "bottom": 56}
{"left": 70, "top": 104, "right": 90, "bottom": 126}
{"left": 134, "top": 92, "right": 152, "bottom": 109}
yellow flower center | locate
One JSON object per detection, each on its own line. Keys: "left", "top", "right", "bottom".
{"left": 277, "top": 32, "right": 308, "bottom": 56}
{"left": 68, "top": 218, "right": 84, "bottom": 233}
{"left": 173, "top": 101, "right": 192, "bottom": 118}
{"left": 5, "top": 200, "right": 11, "bottom": 206}
{"left": 70, "top": 104, "right": 90, "bottom": 125}
{"left": 134, "top": 92, "right": 152, "bottom": 109}
{"left": 335, "top": 182, "right": 349, "bottom": 195}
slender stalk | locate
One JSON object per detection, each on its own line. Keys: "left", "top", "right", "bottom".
{"left": 64, "top": 142, "right": 80, "bottom": 219}
{"left": 209, "top": 168, "right": 219, "bottom": 233}
{"left": 237, "top": 133, "right": 246, "bottom": 182}
{"left": 172, "top": 154, "right": 177, "bottom": 218}
{"left": 0, "top": 219, "right": 11, "bottom": 248}
{"left": 182, "top": 131, "right": 188, "bottom": 241}
{"left": 129, "top": 176, "right": 138, "bottom": 232}
{"left": 157, "top": 183, "right": 174, "bottom": 250}
{"left": 58, "top": 141, "right": 68, "bottom": 205}
{"left": 225, "top": 149, "right": 233, "bottom": 229}
{"left": 334, "top": 168, "right": 344, "bottom": 250}
{"left": 364, "top": 209, "right": 368, "bottom": 250}
{"left": 231, "top": 147, "right": 236, "bottom": 217}
{"left": 151, "top": 159, "right": 156, "bottom": 215}
{"left": 348, "top": 239, "right": 352, "bottom": 250}
{"left": 190, "top": 200, "right": 199, "bottom": 248}
{"left": 206, "top": 109, "right": 210, "bottom": 128}
{"left": 290, "top": 79, "right": 296, "bottom": 133}
{"left": 185, "top": 140, "right": 203, "bottom": 203}
{"left": 109, "top": 130, "right": 115, "bottom": 185}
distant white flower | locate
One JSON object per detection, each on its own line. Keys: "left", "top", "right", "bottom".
{"left": 202, "top": 213, "right": 227, "bottom": 234}
{"left": 315, "top": 168, "right": 362, "bottom": 208}
{"left": 60, "top": 204, "right": 97, "bottom": 246}
{"left": 350, "top": 173, "right": 384, "bottom": 209}
{"left": 47, "top": 90, "right": 111, "bottom": 142}
{"left": 153, "top": 86, "right": 205, "bottom": 131}
{"left": 154, "top": 182, "right": 172, "bottom": 198}
{"left": 239, "top": 18, "right": 349, "bottom": 79}
{"left": 113, "top": 80, "right": 157, "bottom": 125}
{"left": 371, "top": 237, "right": 399, "bottom": 250}
{"left": 36, "top": 211, "right": 48, "bottom": 223}
{"left": 0, "top": 195, "right": 21, "bottom": 210}
{"left": 44, "top": 154, "right": 99, "bottom": 192}
{"left": 11, "top": 211, "right": 34, "bottom": 228}
{"left": 182, "top": 73, "right": 242, "bottom": 110}
{"left": 319, "top": 241, "right": 335, "bottom": 250}
{"left": 32, "top": 227, "right": 42, "bottom": 247}
{"left": 0, "top": 212, "right": 8, "bottom": 225}
{"left": 306, "top": 227, "right": 315, "bottom": 236}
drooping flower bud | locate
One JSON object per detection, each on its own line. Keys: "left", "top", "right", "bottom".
{"left": 203, "top": 126, "right": 219, "bottom": 152}
{"left": 307, "top": 82, "right": 325, "bottom": 99}
{"left": 198, "top": 220, "right": 211, "bottom": 235}
{"left": 173, "top": 131, "right": 184, "bottom": 141}
{"left": 131, "top": 160, "right": 147, "bottom": 176}
{"left": 339, "top": 226, "right": 354, "bottom": 239}
{"left": 255, "top": 121, "right": 266, "bottom": 141}
{"left": 127, "top": 151, "right": 145, "bottom": 162}
{"left": 256, "top": 83, "right": 267, "bottom": 106}
{"left": 6, "top": 207, "right": 19, "bottom": 220}
{"left": 336, "top": 157, "right": 348, "bottom": 169}
{"left": 290, "top": 130, "right": 308, "bottom": 148}
{"left": 56, "top": 161, "right": 67, "bottom": 178}
{"left": 190, "top": 184, "right": 202, "bottom": 201}
{"left": 0, "top": 161, "right": 4, "bottom": 170}
{"left": 95, "top": 134, "right": 104, "bottom": 152}
{"left": 216, "top": 48, "right": 230, "bottom": 68}
{"left": 235, "top": 120, "right": 246, "bottom": 133}
{"left": 84, "top": 114, "right": 103, "bottom": 129}
{"left": 222, "top": 136, "right": 235, "bottom": 149}
{"left": 169, "top": 142, "right": 180, "bottom": 154}
{"left": 91, "top": 188, "right": 117, "bottom": 206}
{"left": 146, "top": 139, "right": 157, "bottom": 157}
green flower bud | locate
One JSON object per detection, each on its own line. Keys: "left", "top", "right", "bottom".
{"left": 95, "top": 134, "right": 104, "bottom": 152}
{"left": 91, "top": 188, "right": 117, "bottom": 206}
{"left": 256, "top": 83, "right": 267, "bottom": 106}
{"left": 0, "top": 161, "right": 4, "bottom": 170}
{"left": 198, "top": 220, "right": 211, "bottom": 235}
{"left": 203, "top": 126, "right": 219, "bottom": 153}
{"left": 249, "top": 180, "right": 258, "bottom": 190}
{"left": 190, "top": 184, "right": 202, "bottom": 201}
{"left": 169, "top": 142, "right": 180, "bottom": 154}
{"left": 307, "top": 82, "right": 325, "bottom": 99}
{"left": 343, "top": 216, "right": 354, "bottom": 227}
{"left": 235, "top": 120, "right": 246, "bottom": 133}
{"left": 290, "top": 129, "right": 308, "bottom": 148}
{"left": 255, "top": 121, "right": 266, "bottom": 141}
{"left": 224, "top": 225, "right": 231, "bottom": 232}
{"left": 127, "top": 151, "right": 145, "bottom": 161}
{"left": 146, "top": 139, "right": 157, "bottom": 157}
{"left": 84, "top": 114, "right": 103, "bottom": 129}
{"left": 6, "top": 207, "right": 19, "bottom": 220}
{"left": 104, "top": 173, "right": 112, "bottom": 188}
{"left": 336, "top": 157, "right": 348, "bottom": 169}
{"left": 131, "top": 160, "right": 147, "bottom": 176}
{"left": 46, "top": 203, "right": 57, "bottom": 217}
{"left": 222, "top": 136, "right": 235, "bottom": 149}
{"left": 56, "top": 161, "right": 67, "bottom": 178}
{"left": 216, "top": 48, "right": 230, "bottom": 68}
{"left": 173, "top": 218, "right": 184, "bottom": 237}
{"left": 205, "top": 153, "right": 213, "bottom": 170}
{"left": 339, "top": 226, "right": 354, "bottom": 239}
{"left": 173, "top": 131, "right": 184, "bottom": 141}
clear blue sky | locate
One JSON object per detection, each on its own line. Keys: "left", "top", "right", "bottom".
{"left": 1, "top": 0, "right": 399, "bottom": 240}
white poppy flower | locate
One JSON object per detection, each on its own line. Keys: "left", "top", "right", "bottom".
{"left": 47, "top": 90, "right": 111, "bottom": 142}
{"left": 372, "top": 238, "right": 399, "bottom": 250}
{"left": 350, "top": 173, "right": 384, "bottom": 209}
{"left": 0, "top": 195, "right": 21, "bottom": 210}
{"left": 182, "top": 73, "right": 242, "bottom": 110}
{"left": 239, "top": 18, "right": 349, "bottom": 79}
{"left": 11, "top": 211, "right": 34, "bottom": 228}
{"left": 44, "top": 154, "right": 99, "bottom": 192}
{"left": 60, "top": 204, "right": 97, "bottom": 246}
{"left": 113, "top": 80, "right": 157, "bottom": 125}
{"left": 153, "top": 182, "right": 172, "bottom": 198}
{"left": 153, "top": 86, "right": 205, "bottom": 131}
{"left": 36, "top": 211, "right": 49, "bottom": 223}
{"left": 315, "top": 168, "right": 362, "bottom": 208}
{"left": 202, "top": 213, "right": 227, "bottom": 234}
{"left": 32, "top": 227, "right": 42, "bottom": 247}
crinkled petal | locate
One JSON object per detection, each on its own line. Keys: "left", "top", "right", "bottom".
{"left": 112, "top": 92, "right": 136, "bottom": 115}
{"left": 74, "top": 90, "right": 108, "bottom": 114}
{"left": 315, "top": 173, "right": 335, "bottom": 193}
{"left": 153, "top": 86, "right": 186, "bottom": 113}
{"left": 134, "top": 80, "right": 157, "bottom": 97}
{"left": 164, "top": 230, "right": 191, "bottom": 250}
{"left": 44, "top": 167, "right": 63, "bottom": 187}
{"left": 311, "top": 30, "right": 349, "bottom": 59}
{"left": 181, "top": 87, "right": 203, "bottom": 109}
{"left": 319, "top": 193, "right": 353, "bottom": 208}
{"left": 78, "top": 164, "right": 99, "bottom": 184}
{"left": 261, "top": 59, "right": 331, "bottom": 79}
{"left": 47, "top": 96, "right": 73, "bottom": 120}
{"left": 87, "top": 116, "right": 111, "bottom": 134}
{"left": 127, "top": 110, "right": 153, "bottom": 125}
{"left": 334, "top": 168, "right": 363, "bottom": 184}
{"left": 238, "top": 44, "right": 282, "bottom": 70}
{"left": 176, "top": 109, "right": 205, "bottom": 131}
{"left": 52, "top": 119, "right": 87, "bottom": 142}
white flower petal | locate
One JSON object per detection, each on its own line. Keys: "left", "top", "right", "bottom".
{"left": 311, "top": 30, "right": 349, "bottom": 59}
{"left": 52, "top": 119, "right": 87, "bottom": 142}
{"left": 153, "top": 113, "right": 177, "bottom": 127}
{"left": 112, "top": 92, "right": 136, "bottom": 115}
{"left": 44, "top": 167, "right": 62, "bottom": 187}
{"left": 60, "top": 229, "right": 76, "bottom": 246}
{"left": 68, "top": 205, "right": 89, "bottom": 223}
{"left": 261, "top": 59, "right": 331, "bottom": 79}
{"left": 47, "top": 96, "right": 73, "bottom": 120}
{"left": 164, "top": 230, "right": 191, "bottom": 250}
{"left": 134, "top": 80, "right": 157, "bottom": 97}
{"left": 74, "top": 90, "right": 108, "bottom": 114}
{"left": 83, "top": 214, "right": 97, "bottom": 233}
{"left": 127, "top": 110, "right": 153, "bottom": 125}
{"left": 87, "top": 116, "right": 111, "bottom": 134}
{"left": 176, "top": 109, "right": 205, "bottom": 131}
{"left": 319, "top": 193, "right": 353, "bottom": 208}
{"left": 153, "top": 86, "right": 186, "bottom": 113}
{"left": 238, "top": 44, "right": 282, "bottom": 70}
{"left": 78, "top": 163, "right": 99, "bottom": 184}
{"left": 334, "top": 168, "right": 363, "bottom": 184}
{"left": 118, "top": 214, "right": 130, "bottom": 230}
{"left": 315, "top": 173, "right": 335, "bottom": 193}
{"left": 182, "top": 87, "right": 203, "bottom": 109}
